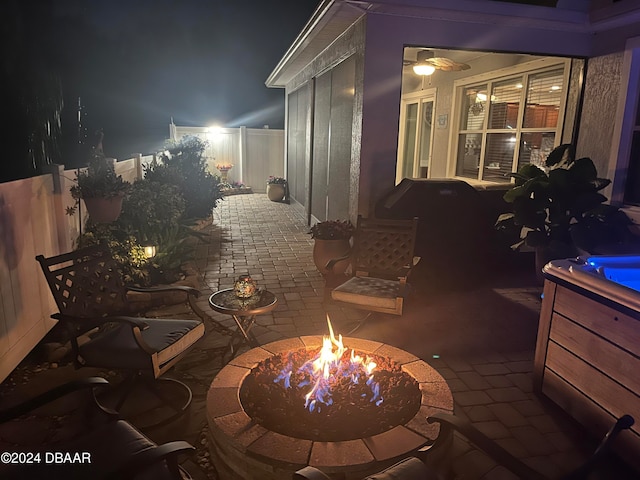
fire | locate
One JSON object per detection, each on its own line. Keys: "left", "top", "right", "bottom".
{"left": 274, "top": 316, "right": 383, "bottom": 412}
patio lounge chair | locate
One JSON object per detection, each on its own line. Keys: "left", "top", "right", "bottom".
{"left": 328, "top": 216, "right": 419, "bottom": 334}
{"left": 35, "top": 244, "right": 206, "bottom": 428}
{"left": 0, "top": 377, "right": 194, "bottom": 480}
{"left": 293, "top": 412, "right": 635, "bottom": 480}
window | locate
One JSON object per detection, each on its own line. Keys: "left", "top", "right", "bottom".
{"left": 453, "top": 63, "right": 567, "bottom": 183}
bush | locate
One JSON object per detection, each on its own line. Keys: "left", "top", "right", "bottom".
{"left": 78, "top": 224, "right": 150, "bottom": 286}
{"left": 117, "top": 178, "right": 186, "bottom": 245}
{"left": 146, "top": 135, "right": 224, "bottom": 218}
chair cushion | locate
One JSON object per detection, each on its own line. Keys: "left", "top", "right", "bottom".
{"left": 80, "top": 318, "right": 204, "bottom": 372}
{"left": 332, "top": 277, "right": 402, "bottom": 310}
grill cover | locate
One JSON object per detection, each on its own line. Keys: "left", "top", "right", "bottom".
{"left": 375, "top": 178, "right": 496, "bottom": 289}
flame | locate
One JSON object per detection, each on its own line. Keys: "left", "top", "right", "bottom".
{"left": 274, "top": 315, "right": 383, "bottom": 412}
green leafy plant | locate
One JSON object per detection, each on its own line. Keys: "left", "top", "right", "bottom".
{"left": 117, "top": 178, "right": 186, "bottom": 245}
{"left": 145, "top": 135, "right": 223, "bottom": 218}
{"left": 267, "top": 176, "right": 287, "bottom": 185}
{"left": 78, "top": 224, "right": 149, "bottom": 286}
{"left": 70, "top": 149, "right": 131, "bottom": 200}
{"left": 309, "top": 220, "right": 355, "bottom": 240}
{"left": 495, "top": 144, "right": 630, "bottom": 255}
{"left": 67, "top": 148, "right": 131, "bottom": 216}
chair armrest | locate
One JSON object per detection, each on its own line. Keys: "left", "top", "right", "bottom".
{"left": 126, "top": 285, "right": 201, "bottom": 298}
{"left": 52, "top": 313, "right": 149, "bottom": 331}
{"left": 0, "top": 377, "right": 109, "bottom": 423}
{"left": 427, "top": 412, "right": 546, "bottom": 480}
{"left": 54, "top": 313, "right": 159, "bottom": 355}
{"left": 110, "top": 440, "right": 195, "bottom": 479}
{"left": 325, "top": 252, "right": 352, "bottom": 272}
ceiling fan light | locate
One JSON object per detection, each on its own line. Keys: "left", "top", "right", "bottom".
{"left": 413, "top": 64, "right": 436, "bottom": 76}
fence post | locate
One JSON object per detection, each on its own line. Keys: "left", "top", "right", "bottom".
{"left": 135, "top": 153, "right": 143, "bottom": 180}
{"left": 239, "top": 126, "right": 247, "bottom": 185}
{"left": 44, "top": 164, "right": 73, "bottom": 253}
{"left": 46, "top": 163, "right": 64, "bottom": 194}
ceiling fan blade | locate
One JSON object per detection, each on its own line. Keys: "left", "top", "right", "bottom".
{"left": 425, "top": 57, "right": 471, "bottom": 71}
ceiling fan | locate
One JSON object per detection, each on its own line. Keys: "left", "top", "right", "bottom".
{"left": 403, "top": 50, "right": 471, "bottom": 76}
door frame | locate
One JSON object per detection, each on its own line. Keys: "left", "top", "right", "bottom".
{"left": 397, "top": 87, "right": 437, "bottom": 183}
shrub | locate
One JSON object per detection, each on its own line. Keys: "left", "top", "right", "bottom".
{"left": 146, "top": 135, "right": 224, "bottom": 218}
{"left": 117, "top": 178, "right": 186, "bottom": 245}
{"left": 78, "top": 224, "right": 149, "bottom": 286}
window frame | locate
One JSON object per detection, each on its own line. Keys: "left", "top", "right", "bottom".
{"left": 397, "top": 88, "right": 437, "bottom": 183}
{"left": 447, "top": 57, "right": 571, "bottom": 183}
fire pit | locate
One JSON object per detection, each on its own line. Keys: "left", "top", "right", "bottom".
{"left": 207, "top": 330, "right": 453, "bottom": 480}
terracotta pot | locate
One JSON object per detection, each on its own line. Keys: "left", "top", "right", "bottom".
{"left": 313, "top": 238, "right": 351, "bottom": 276}
{"left": 267, "top": 184, "right": 286, "bottom": 202}
{"left": 83, "top": 194, "right": 125, "bottom": 223}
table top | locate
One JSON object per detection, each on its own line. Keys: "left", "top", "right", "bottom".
{"left": 208, "top": 288, "right": 277, "bottom": 315}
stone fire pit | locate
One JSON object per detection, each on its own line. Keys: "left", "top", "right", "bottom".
{"left": 206, "top": 336, "right": 453, "bottom": 480}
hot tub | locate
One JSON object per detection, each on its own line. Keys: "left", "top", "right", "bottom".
{"left": 534, "top": 255, "right": 640, "bottom": 473}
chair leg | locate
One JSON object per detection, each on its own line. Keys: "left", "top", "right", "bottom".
{"left": 98, "top": 374, "right": 193, "bottom": 430}
{"left": 135, "top": 377, "right": 193, "bottom": 430}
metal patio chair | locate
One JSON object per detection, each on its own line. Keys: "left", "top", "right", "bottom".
{"left": 328, "top": 215, "right": 419, "bottom": 334}
{"left": 0, "top": 377, "right": 194, "bottom": 480}
{"left": 294, "top": 412, "right": 635, "bottom": 480}
{"left": 36, "top": 244, "right": 206, "bottom": 428}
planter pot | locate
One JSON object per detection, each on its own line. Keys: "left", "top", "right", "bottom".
{"left": 83, "top": 194, "right": 125, "bottom": 223}
{"left": 313, "top": 238, "right": 351, "bottom": 277}
{"left": 218, "top": 167, "right": 231, "bottom": 183}
{"left": 267, "top": 184, "right": 286, "bottom": 202}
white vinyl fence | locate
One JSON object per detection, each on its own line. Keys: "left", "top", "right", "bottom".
{"left": 0, "top": 157, "right": 143, "bottom": 382}
{"left": 170, "top": 125, "right": 285, "bottom": 192}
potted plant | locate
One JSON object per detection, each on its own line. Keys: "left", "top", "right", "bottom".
{"left": 495, "top": 144, "right": 632, "bottom": 281}
{"left": 70, "top": 148, "right": 131, "bottom": 223}
{"left": 215, "top": 162, "right": 233, "bottom": 183}
{"left": 309, "top": 219, "right": 355, "bottom": 276}
{"left": 266, "top": 176, "right": 287, "bottom": 202}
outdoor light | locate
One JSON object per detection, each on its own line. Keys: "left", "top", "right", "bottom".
{"left": 206, "top": 125, "right": 223, "bottom": 139}
{"left": 143, "top": 244, "right": 157, "bottom": 258}
{"left": 413, "top": 63, "right": 436, "bottom": 76}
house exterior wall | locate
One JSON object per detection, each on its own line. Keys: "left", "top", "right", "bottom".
{"left": 576, "top": 52, "right": 624, "bottom": 183}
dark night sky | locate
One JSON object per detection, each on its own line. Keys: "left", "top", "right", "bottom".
{"left": 50, "top": 0, "right": 318, "bottom": 159}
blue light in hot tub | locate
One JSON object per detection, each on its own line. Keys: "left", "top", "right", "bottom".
{"left": 586, "top": 256, "right": 640, "bottom": 293}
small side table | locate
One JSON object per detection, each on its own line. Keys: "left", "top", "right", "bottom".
{"left": 208, "top": 288, "right": 277, "bottom": 357}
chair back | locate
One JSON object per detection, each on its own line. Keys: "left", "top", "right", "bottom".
{"left": 36, "top": 244, "right": 130, "bottom": 321}
{"left": 351, "top": 216, "right": 418, "bottom": 279}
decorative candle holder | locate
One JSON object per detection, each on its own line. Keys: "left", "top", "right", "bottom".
{"left": 234, "top": 274, "right": 257, "bottom": 299}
